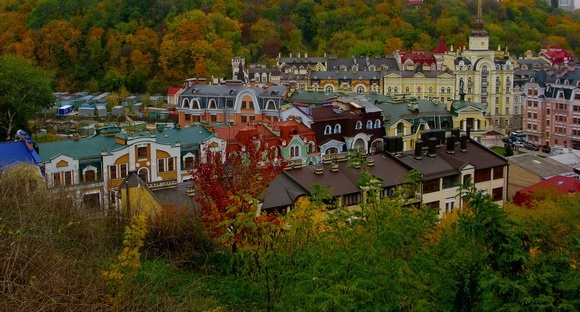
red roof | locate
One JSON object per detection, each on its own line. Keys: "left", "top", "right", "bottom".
{"left": 513, "top": 175, "right": 580, "bottom": 207}
{"left": 540, "top": 46, "right": 574, "bottom": 65}
{"left": 432, "top": 37, "right": 449, "bottom": 54}
{"left": 167, "top": 87, "right": 181, "bottom": 96}
{"left": 401, "top": 51, "right": 437, "bottom": 66}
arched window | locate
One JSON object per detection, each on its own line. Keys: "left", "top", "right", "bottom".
{"left": 182, "top": 98, "right": 190, "bottom": 109}
{"left": 356, "top": 85, "right": 365, "bottom": 94}
{"left": 324, "top": 125, "right": 332, "bottom": 135}
{"left": 366, "top": 120, "right": 373, "bottom": 129}
{"left": 459, "top": 78, "right": 465, "bottom": 90}
{"left": 192, "top": 100, "right": 201, "bottom": 109}
{"left": 447, "top": 87, "right": 451, "bottom": 93}
{"left": 308, "top": 142, "right": 315, "bottom": 153}
{"left": 355, "top": 121, "right": 362, "bottom": 130}
{"left": 495, "top": 76, "right": 500, "bottom": 93}
{"left": 290, "top": 146, "right": 299, "bottom": 157}
{"left": 441, "top": 87, "right": 445, "bottom": 93}
{"left": 374, "top": 119, "right": 381, "bottom": 128}
{"left": 506, "top": 77, "right": 511, "bottom": 92}
{"left": 388, "top": 86, "right": 392, "bottom": 93}
{"left": 397, "top": 122, "right": 404, "bottom": 134}
{"left": 265, "top": 100, "right": 276, "bottom": 110}
{"left": 481, "top": 65, "right": 489, "bottom": 75}
{"left": 468, "top": 77, "right": 473, "bottom": 93}
{"left": 208, "top": 99, "right": 217, "bottom": 109}
{"left": 417, "top": 86, "right": 422, "bottom": 93}
{"left": 405, "top": 86, "right": 410, "bottom": 93}
{"left": 428, "top": 86, "right": 433, "bottom": 93}
{"left": 394, "top": 86, "right": 398, "bottom": 93}
{"left": 325, "top": 85, "right": 333, "bottom": 93}
{"left": 334, "top": 124, "right": 342, "bottom": 133}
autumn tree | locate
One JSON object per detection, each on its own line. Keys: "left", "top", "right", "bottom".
{"left": 191, "top": 139, "right": 286, "bottom": 258}
{"left": 0, "top": 55, "right": 53, "bottom": 141}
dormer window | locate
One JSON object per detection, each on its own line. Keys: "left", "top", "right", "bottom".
{"left": 355, "top": 121, "right": 362, "bottom": 130}
{"left": 324, "top": 125, "right": 332, "bottom": 135}
{"left": 366, "top": 120, "right": 373, "bottom": 129}
{"left": 334, "top": 124, "right": 342, "bottom": 134}
{"left": 374, "top": 119, "right": 381, "bottom": 128}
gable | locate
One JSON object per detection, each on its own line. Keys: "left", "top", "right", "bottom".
{"left": 56, "top": 159, "right": 69, "bottom": 168}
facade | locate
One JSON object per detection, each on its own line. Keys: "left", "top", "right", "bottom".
{"left": 263, "top": 137, "right": 508, "bottom": 218}
{"left": 521, "top": 64, "right": 580, "bottom": 148}
{"left": 214, "top": 121, "right": 320, "bottom": 167}
{"left": 37, "top": 125, "right": 224, "bottom": 212}
{"left": 176, "top": 79, "right": 288, "bottom": 127}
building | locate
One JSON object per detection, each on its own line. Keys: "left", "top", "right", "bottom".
{"left": 37, "top": 125, "right": 224, "bottom": 212}
{"left": 513, "top": 175, "right": 580, "bottom": 208}
{"left": 521, "top": 63, "right": 580, "bottom": 148}
{"left": 176, "top": 79, "right": 288, "bottom": 127}
{"left": 0, "top": 131, "right": 45, "bottom": 193}
{"left": 441, "top": 0, "right": 516, "bottom": 132}
{"left": 507, "top": 153, "right": 574, "bottom": 199}
{"left": 263, "top": 136, "right": 508, "bottom": 218}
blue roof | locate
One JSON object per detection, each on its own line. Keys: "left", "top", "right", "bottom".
{"left": 0, "top": 141, "right": 41, "bottom": 171}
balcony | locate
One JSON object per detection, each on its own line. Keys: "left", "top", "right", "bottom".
{"left": 322, "top": 152, "right": 349, "bottom": 164}
{"left": 147, "top": 179, "right": 177, "bottom": 191}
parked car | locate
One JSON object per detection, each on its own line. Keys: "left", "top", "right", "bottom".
{"left": 513, "top": 141, "right": 524, "bottom": 148}
{"left": 542, "top": 146, "right": 551, "bottom": 154}
{"left": 524, "top": 142, "right": 540, "bottom": 151}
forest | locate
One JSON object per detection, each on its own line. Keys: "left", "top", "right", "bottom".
{"left": 0, "top": 0, "right": 578, "bottom": 94}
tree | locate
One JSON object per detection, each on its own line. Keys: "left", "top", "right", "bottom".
{"left": 0, "top": 55, "right": 53, "bottom": 141}
{"left": 191, "top": 139, "right": 287, "bottom": 258}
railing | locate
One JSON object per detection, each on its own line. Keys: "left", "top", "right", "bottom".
{"left": 147, "top": 179, "right": 177, "bottom": 190}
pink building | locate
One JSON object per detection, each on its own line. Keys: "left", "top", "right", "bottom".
{"left": 522, "top": 64, "right": 580, "bottom": 149}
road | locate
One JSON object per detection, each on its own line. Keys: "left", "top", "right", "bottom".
{"left": 478, "top": 135, "right": 551, "bottom": 157}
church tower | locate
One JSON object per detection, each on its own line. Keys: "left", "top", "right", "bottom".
{"left": 468, "top": 0, "right": 489, "bottom": 51}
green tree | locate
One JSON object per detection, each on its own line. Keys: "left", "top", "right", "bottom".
{"left": 0, "top": 55, "right": 53, "bottom": 140}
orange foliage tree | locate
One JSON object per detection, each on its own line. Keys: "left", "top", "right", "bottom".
{"left": 191, "top": 138, "right": 287, "bottom": 255}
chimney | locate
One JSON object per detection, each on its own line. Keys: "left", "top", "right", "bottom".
{"left": 427, "top": 137, "right": 437, "bottom": 157}
{"left": 451, "top": 128, "right": 460, "bottom": 141}
{"left": 460, "top": 135, "right": 467, "bottom": 152}
{"left": 395, "top": 136, "right": 404, "bottom": 154}
{"left": 330, "top": 161, "right": 339, "bottom": 172}
{"left": 414, "top": 140, "right": 423, "bottom": 159}
{"left": 466, "top": 125, "right": 471, "bottom": 141}
{"left": 314, "top": 163, "right": 324, "bottom": 175}
{"left": 435, "top": 130, "right": 446, "bottom": 145}
{"left": 197, "top": 78, "right": 206, "bottom": 85}
{"left": 446, "top": 137, "right": 455, "bottom": 154}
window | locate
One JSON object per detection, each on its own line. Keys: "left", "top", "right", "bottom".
{"left": 388, "top": 86, "right": 392, "bottom": 93}
{"left": 366, "top": 120, "right": 373, "bottom": 129}
{"left": 492, "top": 187, "right": 503, "bottom": 201}
{"left": 354, "top": 121, "right": 362, "bottom": 130}
{"left": 356, "top": 85, "right": 365, "bottom": 94}
{"left": 445, "top": 198, "right": 455, "bottom": 213}
{"left": 374, "top": 119, "right": 381, "bottom": 128}
{"left": 64, "top": 171, "right": 72, "bottom": 186}
{"left": 309, "top": 142, "right": 315, "bottom": 153}
{"left": 53, "top": 173, "right": 61, "bottom": 187}
{"left": 137, "top": 146, "right": 147, "bottom": 159}
{"left": 334, "top": 124, "right": 342, "bottom": 134}
{"left": 168, "top": 157, "right": 174, "bottom": 171}
{"left": 405, "top": 86, "right": 410, "bottom": 93}
{"left": 447, "top": 87, "right": 451, "bottom": 93}
{"left": 463, "top": 174, "right": 472, "bottom": 185}
{"left": 184, "top": 156, "right": 194, "bottom": 170}
{"left": 394, "top": 86, "right": 398, "bottom": 93}
{"left": 423, "top": 179, "right": 440, "bottom": 194}
{"left": 109, "top": 165, "right": 118, "bottom": 179}
{"left": 325, "top": 86, "right": 333, "bottom": 93}
{"left": 290, "top": 146, "right": 300, "bottom": 157}
{"left": 493, "top": 166, "right": 504, "bottom": 179}
{"left": 397, "top": 123, "right": 404, "bottom": 135}
{"left": 474, "top": 168, "right": 491, "bottom": 183}
{"left": 158, "top": 159, "right": 165, "bottom": 172}
{"left": 120, "top": 163, "right": 128, "bottom": 178}
{"left": 85, "top": 169, "right": 96, "bottom": 182}
{"left": 442, "top": 175, "right": 460, "bottom": 189}
{"left": 324, "top": 125, "right": 332, "bottom": 135}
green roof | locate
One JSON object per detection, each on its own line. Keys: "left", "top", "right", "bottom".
{"left": 38, "top": 125, "right": 217, "bottom": 162}
{"left": 375, "top": 99, "right": 451, "bottom": 128}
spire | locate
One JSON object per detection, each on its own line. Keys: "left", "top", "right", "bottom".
{"left": 471, "top": 0, "right": 487, "bottom": 37}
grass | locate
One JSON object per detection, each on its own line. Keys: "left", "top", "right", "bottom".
{"left": 491, "top": 146, "right": 523, "bottom": 156}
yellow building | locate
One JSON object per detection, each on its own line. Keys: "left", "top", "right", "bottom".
{"left": 116, "top": 171, "right": 162, "bottom": 218}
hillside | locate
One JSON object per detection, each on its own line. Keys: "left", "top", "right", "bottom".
{"left": 0, "top": 0, "right": 578, "bottom": 93}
